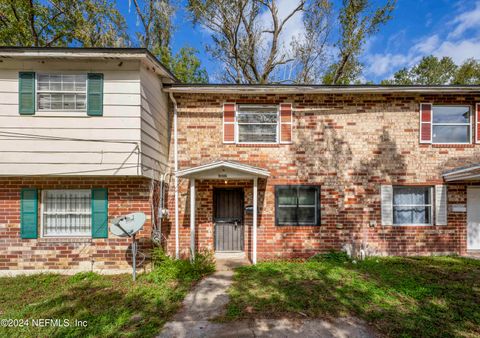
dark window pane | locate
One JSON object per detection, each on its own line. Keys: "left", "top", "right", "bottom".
{"left": 432, "top": 125, "right": 469, "bottom": 143}
{"left": 275, "top": 186, "right": 320, "bottom": 226}
{"left": 298, "top": 187, "right": 316, "bottom": 205}
{"left": 297, "top": 207, "right": 316, "bottom": 224}
{"left": 432, "top": 106, "right": 470, "bottom": 123}
{"left": 278, "top": 188, "right": 297, "bottom": 205}
{"left": 277, "top": 207, "right": 296, "bottom": 224}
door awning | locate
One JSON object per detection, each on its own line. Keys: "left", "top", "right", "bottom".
{"left": 443, "top": 163, "right": 480, "bottom": 182}
{"left": 176, "top": 160, "right": 270, "bottom": 179}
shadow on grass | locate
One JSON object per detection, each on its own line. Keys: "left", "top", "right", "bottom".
{"left": 0, "top": 250, "right": 216, "bottom": 338}
{"left": 223, "top": 256, "right": 480, "bottom": 338}
{"left": 0, "top": 272, "right": 191, "bottom": 338}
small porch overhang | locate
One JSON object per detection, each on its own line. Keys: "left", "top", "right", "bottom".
{"left": 176, "top": 160, "right": 270, "bottom": 179}
{"left": 176, "top": 161, "right": 269, "bottom": 264}
{"left": 443, "top": 163, "right": 480, "bottom": 182}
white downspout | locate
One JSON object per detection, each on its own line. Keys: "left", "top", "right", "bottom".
{"left": 170, "top": 92, "right": 180, "bottom": 259}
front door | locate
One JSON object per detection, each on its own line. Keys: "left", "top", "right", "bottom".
{"left": 467, "top": 187, "right": 480, "bottom": 250}
{"left": 214, "top": 188, "right": 244, "bottom": 251}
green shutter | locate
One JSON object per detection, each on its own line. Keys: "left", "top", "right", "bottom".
{"left": 87, "top": 73, "right": 103, "bottom": 116}
{"left": 20, "top": 188, "right": 38, "bottom": 239}
{"left": 19, "top": 72, "right": 35, "bottom": 115}
{"left": 91, "top": 188, "right": 108, "bottom": 238}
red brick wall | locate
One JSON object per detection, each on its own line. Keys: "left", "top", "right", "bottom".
{"left": 0, "top": 177, "right": 156, "bottom": 272}
{"left": 165, "top": 93, "right": 480, "bottom": 259}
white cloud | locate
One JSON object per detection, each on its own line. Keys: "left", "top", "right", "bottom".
{"left": 447, "top": 1, "right": 480, "bottom": 39}
{"left": 365, "top": 53, "right": 411, "bottom": 77}
{"left": 412, "top": 35, "right": 440, "bottom": 54}
{"left": 363, "top": 1, "right": 480, "bottom": 80}
{"left": 433, "top": 38, "right": 480, "bottom": 64}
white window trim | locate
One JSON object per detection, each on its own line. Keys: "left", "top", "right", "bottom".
{"left": 35, "top": 72, "right": 88, "bottom": 113}
{"left": 235, "top": 104, "right": 280, "bottom": 144}
{"left": 40, "top": 189, "right": 92, "bottom": 238}
{"left": 392, "top": 186, "right": 434, "bottom": 226}
{"left": 431, "top": 105, "right": 472, "bottom": 145}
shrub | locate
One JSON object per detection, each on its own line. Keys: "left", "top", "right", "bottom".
{"left": 146, "top": 248, "right": 215, "bottom": 284}
{"left": 191, "top": 249, "right": 216, "bottom": 277}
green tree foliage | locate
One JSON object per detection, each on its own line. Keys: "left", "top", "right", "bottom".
{"left": 0, "top": 0, "right": 208, "bottom": 83}
{"left": 381, "top": 56, "right": 480, "bottom": 85}
{"left": 161, "top": 47, "right": 209, "bottom": 83}
{"left": 0, "top": 0, "right": 127, "bottom": 47}
{"left": 453, "top": 58, "right": 480, "bottom": 85}
{"left": 323, "top": 0, "right": 396, "bottom": 84}
{"left": 132, "top": 0, "right": 208, "bottom": 83}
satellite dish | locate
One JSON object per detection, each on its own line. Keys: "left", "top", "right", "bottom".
{"left": 111, "top": 212, "right": 146, "bottom": 237}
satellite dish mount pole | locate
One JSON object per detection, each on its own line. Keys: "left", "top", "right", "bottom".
{"left": 110, "top": 212, "right": 146, "bottom": 282}
{"left": 132, "top": 233, "right": 137, "bottom": 282}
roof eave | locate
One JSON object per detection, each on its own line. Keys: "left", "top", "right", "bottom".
{"left": 0, "top": 47, "right": 178, "bottom": 83}
{"left": 163, "top": 85, "right": 480, "bottom": 94}
{"left": 443, "top": 164, "right": 480, "bottom": 182}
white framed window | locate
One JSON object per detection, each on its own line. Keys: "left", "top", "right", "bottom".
{"left": 36, "top": 73, "right": 87, "bottom": 112}
{"left": 236, "top": 105, "right": 279, "bottom": 143}
{"left": 41, "top": 190, "right": 91, "bottom": 237}
{"left": 432, "top": 106, "right": 471, "bottom": 144}
{"left": 393, "top": 186, "right": 433, "bottom": 225}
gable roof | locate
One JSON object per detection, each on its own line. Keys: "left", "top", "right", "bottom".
{"left": 164, "top": 83, "right": 480, "bottom": 94}
{"left": 176, "top": 160, "right": 270, "bottom": 179}
{"left": 0, "top": 47, "right": 178, "bottom": 83}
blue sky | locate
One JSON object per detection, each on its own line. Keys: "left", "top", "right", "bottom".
{"left": 118, "top": 0, "right": 480, "bottom": 83}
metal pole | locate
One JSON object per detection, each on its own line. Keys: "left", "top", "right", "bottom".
{"left": 190, "top": 178, "right": 196, "bottom": 261}
{"left": 132, "top": 234, "right": 136, "bottom": 282}
{"left": 170, "top": 92, "right": 180, "bottom": 259}
{"left": 253, "top": 177, "right": 258, "bottom": 264}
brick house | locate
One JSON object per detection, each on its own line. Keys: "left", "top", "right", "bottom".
{"left": 1, "top": 47, "right": 480, "bottom": 274}
{"left": 0, "top": 48, "right": 175, "bottom": 274}
{"left": 164, "top": 85, "right": 480, "bottom": 262}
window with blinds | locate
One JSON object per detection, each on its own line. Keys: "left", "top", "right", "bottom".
{"left": 236, "top": 105, "right": 279, "bottom": 143}
{"left": 41, "top": 190, "right": 92, "bottom": 237}
{"left": 37, "top": 74, "right": 87, "bottom": 111}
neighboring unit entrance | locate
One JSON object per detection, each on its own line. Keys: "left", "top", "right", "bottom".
{"left": 214, "top": 188, "right": 244, "bottom": 251}
{"left": 467, "top": 187, "right": 480, "bottom": 250}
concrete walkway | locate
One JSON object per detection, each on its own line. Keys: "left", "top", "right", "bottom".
{"left": 158, "top": 259, "right": 377, "bottom": 338}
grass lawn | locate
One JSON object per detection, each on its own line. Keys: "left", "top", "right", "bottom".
{"left": 0, "top": 250, "right": 215, "bottom": 338}
{"left": 224, "top": 255, "right": 480, "bottom": 338}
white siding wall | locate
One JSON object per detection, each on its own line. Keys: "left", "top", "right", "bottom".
{"left": 0, "top": 59, "right": 144, "bottom": 176}
{"left": 139, "top": 65, "right": 169, "bottom": 179}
